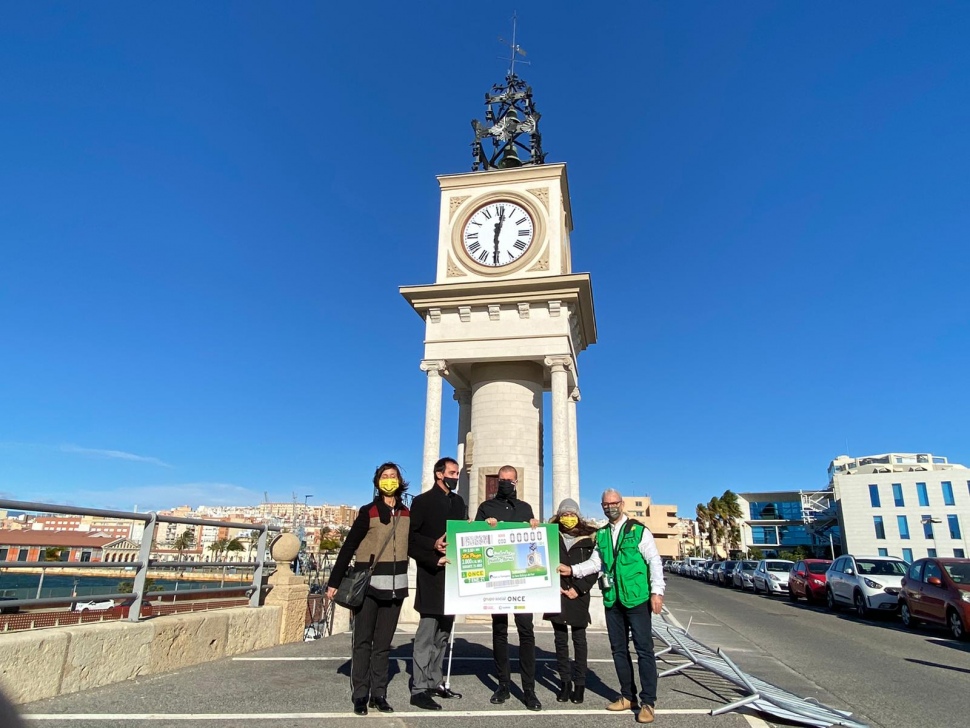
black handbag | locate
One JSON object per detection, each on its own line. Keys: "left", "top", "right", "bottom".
{"left": 332, "top": 515, "right": 399, "bottom": 610}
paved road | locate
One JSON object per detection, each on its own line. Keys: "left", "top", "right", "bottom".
{"left": 663, "top": 573, "right": 970, "bottom": 728}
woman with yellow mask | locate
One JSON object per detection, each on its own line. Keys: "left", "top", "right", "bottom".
{"left": 327, "top": 461, "right": 410, "bottom": 715}
{"left": 543, "top": 497, "right": 597, "bottom": 704}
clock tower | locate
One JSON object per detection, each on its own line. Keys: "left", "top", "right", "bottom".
{"left": 400, "top": 61, "right": 596, "bottom": 520}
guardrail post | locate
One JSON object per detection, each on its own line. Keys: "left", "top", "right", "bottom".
{"left": 250, "top": 526, "right": 269, "bottom": 608}
{"left": 128, "top": 512, "right": 157, "bottom": 622}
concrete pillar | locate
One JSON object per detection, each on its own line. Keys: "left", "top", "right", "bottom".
{"left": 545, "top": 356, "right": 571, "bottom": 514}
{"left": 419, "top": 360, "right": 448, "bottom": 493}
{"left": 454, "top": 388, "right": 472, "bottom": 511}
{"left": 265, "top": 533, "right": 309, "bottom": 644}
{"left": 469, "top": 361, "right": 543, "bottom": 519}
{"left": 568, "top": 386, "right": 581, "bottom": 505}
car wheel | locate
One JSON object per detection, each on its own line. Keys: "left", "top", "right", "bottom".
{"left": 826, "top": 588, "right": 839, "bottom": 612}
{"left": 752, "top": 580, "right": 760, "bottom": 594}
{"left": 788, "top": 587, "right": 798, "bottom": 603}
{"left": 854, "top": 591, "right": 868, "bottom": 618}
{"left": 900, "top": 601, "right": 920, "bottom": 629}
{"left": 948, "top": 608, "right": 967, "bottom": 641}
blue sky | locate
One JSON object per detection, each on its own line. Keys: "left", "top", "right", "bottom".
{"left": 2, "top": 3, "right": 969, "bottom": 520}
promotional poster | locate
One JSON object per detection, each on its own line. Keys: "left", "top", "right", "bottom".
{"left": 444, "top": 520, "right": 561, "bottom": 615}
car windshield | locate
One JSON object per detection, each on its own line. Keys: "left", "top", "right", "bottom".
{"left": 723, "top": 561, "right": 737, "bottom": 570}
{"left": 742, "top": 561, "right": 758, "bottom": 570}
{"left": 856, "top": 559, "right": 907, "bottom": 576}
{"left": 766, "top": 561, "right": 792, "bottom": 572}
{"left": 807, "top": 562, "right": 832, "bottom": 574}
{"left": 943, "top": 563, "right": 970, "bottom": 583}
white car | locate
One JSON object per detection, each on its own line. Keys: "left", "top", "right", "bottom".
{"left": 753, "top": 559, "right": 794, "bottom": 595}
{"left": 73, "top": 599, "right": 116, "bottom": 612}
{"left": 825, "top": 555, "right": 907, "bottom": 617}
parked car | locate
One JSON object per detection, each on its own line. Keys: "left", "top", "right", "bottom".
{"left": 753, "top": 559, "right": 794, "bottom": 595}
{"left": 788, "top": 559, "right": 833, "bottom": 603}
{"left": 717, "top": 560, "right": 738, "bottom": 587}
{"left": 705, "top": 561, "right": 720, "bottom": 582}
{"left": 732, "top": 560, "right": 759, "bottom": 590}
{"left": 73, "top": 599, "right": 116, "bottom": 612}
{"left": 899, "top": 557, "right": 970, "bottom": 640}
{"left": 0, "top": 589, "right": 20, "bottom": 614}
{"left": 826, "top": 555, "right": 907, "bottom": 617}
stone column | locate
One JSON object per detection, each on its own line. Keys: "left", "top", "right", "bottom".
{"left": 264, "top": 533, "right": 309, "bottom": 643}
{"left": 568, "top": 387, "right": 581, "bottom": 504}
{"left": 545, "top": 356, "right": 572, "bottom": 512}
{"left": 454, "top": 388, "right": 472, "bottom": 509}
{"left": 419, "top": 360, "right": 447, "bottom": 492}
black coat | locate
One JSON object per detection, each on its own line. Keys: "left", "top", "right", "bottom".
{"left": 474, "top": 495, "right": 534, "bottom": 523}
{"left": 408, "top": 485, "right": 467, "bottom": 615}
{"left": 543, "top": 531, "right": 598, "bottom": 627}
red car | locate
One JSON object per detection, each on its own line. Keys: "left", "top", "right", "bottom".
{"left": 900, "top": 557, "right": 970, "bottom": 640}
{"left": 788, "top": 559, "right": 833, "bottom": 603}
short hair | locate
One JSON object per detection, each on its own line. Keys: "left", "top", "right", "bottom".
{"left": 498, "top": 464, "right": 518, "bottom": 479}
{"left": 434, "top": 457, "right": 459, "bottom": 476}
{"left": 601, "top": 488, "right": 622, "bottom": 503}
{"left": 372, "top": 461, "right": 409, "bottom": 497}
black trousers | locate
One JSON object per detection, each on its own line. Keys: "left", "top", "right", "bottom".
{"left": 351, "top": 594, "right": 403, "bottom": 701}
{"left": 491, "top": 613, "right": 536, "bottom": 691}
{"left": 552, "top": 622, "right": 588, "bottom": 686}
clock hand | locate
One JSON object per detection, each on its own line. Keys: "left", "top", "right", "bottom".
{"left": 493, "top": 220, "right": 502, "bottom": 265}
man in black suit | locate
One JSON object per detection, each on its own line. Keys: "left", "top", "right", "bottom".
{"left": 408, "top": 457, "right": 467, "bottom": 710}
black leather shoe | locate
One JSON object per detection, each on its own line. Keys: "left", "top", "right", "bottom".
{"left": 524, "top": 690, "right": 542, "bottom": 711}
{"left": 368, "top": 697, "right": 393, "bottom": 713}
{"left": 410, "top": 692, "right": 442, "bottom": 711}
{"left": 570, "top": 685, "right": 585, "bottom": 704}
{"left": 489, "top": 684, "right": 511, "bottom": 704}
{"left": 433, "top": 686, "right": 462, "bottom": 699}
{"left": 556, "top": 681, "right": 572, "bottom": 702}
{"left": 353, "top": 698, "right": 368, "bottom": 715}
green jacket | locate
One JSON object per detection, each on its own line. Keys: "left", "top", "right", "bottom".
{"left": 595, "top": 520, "right": 650, "bottom": 608}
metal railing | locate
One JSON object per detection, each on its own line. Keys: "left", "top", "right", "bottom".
{"left": 0, "top": 499, "right": 281, "bottom": 622}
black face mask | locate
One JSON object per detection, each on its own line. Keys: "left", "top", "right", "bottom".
{"left": 442, "top": 476, "right": 459, "bottom": 491}
{"left": 496, "top": 479, "right": 516, "bottom": 500}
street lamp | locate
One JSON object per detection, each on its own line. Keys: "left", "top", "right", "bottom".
{"left": 921, "top": 516, "right": 941, "bottom": 559}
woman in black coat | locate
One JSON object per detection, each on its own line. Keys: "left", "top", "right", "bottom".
{"left": 543, "top": 498, "right": 598, "bottom": 704}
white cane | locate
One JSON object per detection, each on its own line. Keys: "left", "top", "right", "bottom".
{"left": 442, "top": 620, "right": 462, "bottom": 698}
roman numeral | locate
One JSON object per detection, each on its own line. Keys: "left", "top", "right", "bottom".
{"left": 513, "top": 240, "right": 527, "bottom": 250}
{"left": 496, "top": 204, "right": 506, "bottom": 216}
{"left": 468, "top": 242, "right": 481, "bottom": 252}
{"left": 508, "top": 250, "right": 517, "bottom": 261}
{"left": 515, "top": 217, "right": 527, "bottom": 225}
{"left": 481, "top": 209, "right": 492, "bottom": 220}
{"left": 517, "top": 229, "right": 530, "bottom": 237}
{"left": 478, "top": 250, "right": 488, "bottom": 262}
{"left": 471, "top": 221, "right": 482, "bottom": 226}
{"left": 466, "top": 232, "right": 479, "bottom": 240}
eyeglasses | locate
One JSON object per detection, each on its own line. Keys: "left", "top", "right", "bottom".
{"left": 601, "top": 501, "right": 622, "bottom": 507}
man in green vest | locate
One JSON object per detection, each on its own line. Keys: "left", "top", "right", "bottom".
{"left": 559, "top": 489, "right": 665, "bottom": 724}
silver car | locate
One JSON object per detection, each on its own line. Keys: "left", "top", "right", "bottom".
{"left": 732, "top": 560, "right": 759, "bottom": 590}
{"left": 753, "top": 559, "right": 794, "bottom": 595}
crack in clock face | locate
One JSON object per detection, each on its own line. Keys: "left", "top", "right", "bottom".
{"left": 462, "top": 201, "right": 534, "bottom": 267}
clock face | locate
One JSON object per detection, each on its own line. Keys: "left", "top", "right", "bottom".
{"left": 461, "top": 201, "right": 535, "bottom": 267}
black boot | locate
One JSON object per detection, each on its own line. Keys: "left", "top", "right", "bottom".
{"left": 570, "top": 685, "right": 585, "bottom": 704}
{"left": 557, "top": 680, "right": 572, "bottom": 702}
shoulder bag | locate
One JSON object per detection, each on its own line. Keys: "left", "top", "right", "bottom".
{"left": 333, "top": 515, "right": 399, "bottom": 610}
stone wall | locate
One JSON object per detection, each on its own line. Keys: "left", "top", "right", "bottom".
{"left": 0, "top": 606, "right": 281, "bottom": 705}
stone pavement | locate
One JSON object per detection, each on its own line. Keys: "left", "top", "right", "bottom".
{"left": 18, "top": 614, "right": 768, "bottom": 728}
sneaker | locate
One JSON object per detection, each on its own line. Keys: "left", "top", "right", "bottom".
{"left": 409, "top": 692, "right": 442, "bottom": 711}
{"left": 606, "top": 697, "right": 637, "bottom": 712}
{"left": 636, "top": 705, "right": 656, "bottom": 724}
{"left": 524, "top": 690, "right": 542, "bottom": 711}
{"left": 489, "top": 684, "right": 511, "bottom": 704}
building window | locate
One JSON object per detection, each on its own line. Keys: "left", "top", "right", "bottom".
{"left": 916, "top": 483, "right": 929, "bottom": 507}
{"left": 942, "top": 481, "right": 955, "bottom": 506}
{"left": 898, "top": 515, "right": 910, "bottom": 540}
{"left": 947, "top": 514, "right": 962, "bottom": 540}
{"left": 869, "top": 485, "right": 881, "bottom": 508}
{"left": 16, "top": 549, "right": 29, "bottom": 562}
{"left": 923, "top": 517, "right": 934, "bottom": 539}
{"left": 892, "top": 483, "right": 905, "bottom": 507}
{"left": 902, "top": 548, "right": 913, "bottom": 563}
{"left": 877, "top": 548, "right": 889, "bottom": 556}
{"left": 874, "top": 516, "right": 886, "bottom": 540}
{"left": 751, "top": 526, "right": 780, "bottom": 545}
{"left": 956, "top": 549, "right": 967, "bottom": 558}
{"left": 928, "top": 548, "right": 937, "bottom": 557}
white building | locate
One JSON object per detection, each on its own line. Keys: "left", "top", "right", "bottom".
{"left": 830, "top": 453, "right": 970, "bottom": 562}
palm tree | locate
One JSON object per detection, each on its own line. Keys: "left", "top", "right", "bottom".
{"left": 719, "top": 490, "right": 744, "bottom": 556}
{"left": 695, "top": 503, "right": 711, "bottom": 557}
{"left": 224, "top": 538, "right": 244, "bottom": 563}
{"left": 209, "top": 538, "right": 228, "bottom": 562}
{"left": 174, "top": 530, "right": 196, "bottom": 562}
{"left": 41, "top": 547, "right": 63, "bottom": 562}
{"left": 247, "top": 529, "right": 262, "bottom": 560}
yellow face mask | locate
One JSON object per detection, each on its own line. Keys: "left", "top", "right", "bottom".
{"left": 378, "top": 478, "right": 399, "bottom": 495}
{"left": 559, "top": 515, "right": 579, "bottom": 530}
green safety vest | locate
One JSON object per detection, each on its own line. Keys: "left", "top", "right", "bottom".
{"left": 595, "top": 520, "right": 650, "bottom": 608}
